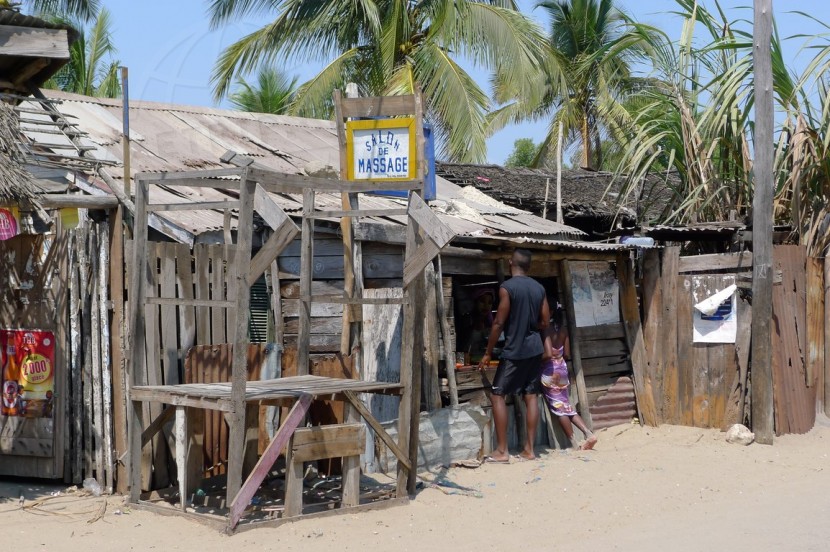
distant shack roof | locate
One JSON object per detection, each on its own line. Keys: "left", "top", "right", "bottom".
{"left": 436, "top": 162, "right": 674, "bottom": 232}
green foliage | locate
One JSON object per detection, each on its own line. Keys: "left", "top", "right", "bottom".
{"left": 229, "top": 67, "right": 298, "bottom": 114}
{"left": 490, "top": 0, "right": 648, "bottom": 170}
{"left": 43, "top": 7, "right": 120, "bottom": 98}
{"left": 24, "top": 0, "right": 99, "bottom": 22}
{"left": 208, "top": 0, "right": 546, "bottom": 162}
{"left": 504, "top": 138, "right": 540, "bottom": 168}
{"left": 610, "top": 1, "right": 830, "bottom": 255}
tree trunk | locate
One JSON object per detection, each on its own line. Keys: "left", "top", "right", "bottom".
{"left": 581, "top": 113, "right": 591, "bottom": 170}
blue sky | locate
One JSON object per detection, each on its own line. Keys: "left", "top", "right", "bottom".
{"left": 100, "top": 0, "right": 829, "bottom": 164}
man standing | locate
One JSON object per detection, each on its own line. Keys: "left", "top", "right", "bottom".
{"left": 479, "top": 249, "right": 550, "bottom": 462}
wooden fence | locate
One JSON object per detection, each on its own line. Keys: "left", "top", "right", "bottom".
{"left": 0, "top": 219, "right": 114, "bottom": 488}
{"left": 643, "top": 245, "right": 822, "bottom": 435}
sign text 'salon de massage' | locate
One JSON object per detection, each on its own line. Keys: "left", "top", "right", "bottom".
{"left": 346, "top": 117, "right": 417, "bottom": 181}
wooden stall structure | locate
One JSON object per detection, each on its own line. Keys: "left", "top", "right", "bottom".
{"left": 436, "top": 241, "right": 644, "bottom": 449}
{"left": 127, "top": 93, "right": 457, "bottom": 531}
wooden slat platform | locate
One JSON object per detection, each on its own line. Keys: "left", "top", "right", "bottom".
{"left": 131, "top": 375, "right": 404, "bottom": 411}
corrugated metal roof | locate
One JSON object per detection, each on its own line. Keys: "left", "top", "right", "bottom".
{"left": 463, "top": 235, "right": 642, "bottom": 252}
{"left": 32, "top": 90, "right": 585, "bottom": 242}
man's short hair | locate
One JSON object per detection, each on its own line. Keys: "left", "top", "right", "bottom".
{"left": 512, "top": 249, "right": 532, "bottom": 272}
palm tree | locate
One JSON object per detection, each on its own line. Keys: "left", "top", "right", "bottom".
{"left": 43, "top": 7, "right": 120, "bottom": 98}
{"left": 24, "top": 0, "right": 99, "bottom": 21}
{"left": 208, "top": 0, "right": 546, "bottom": 162}
{"left": 490, "top": 0, "right": 646, "bottom": 169}
{"left": 612, "top": 0, "right": 807, "bottom": 227}
{"left": 229, "top": 67, "right": 298, "bottom": 115}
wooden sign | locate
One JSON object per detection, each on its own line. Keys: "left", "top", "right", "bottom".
{"left": 346, "top": 118, "right": 417, "bottom": 181}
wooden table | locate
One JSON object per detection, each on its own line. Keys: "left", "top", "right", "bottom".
{"left": 129, "top": 375, "right": 406, "bottom": 528}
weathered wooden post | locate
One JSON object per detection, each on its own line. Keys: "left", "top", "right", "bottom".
{"left": 751, "top": 0, "right": 775, "bottom": 444}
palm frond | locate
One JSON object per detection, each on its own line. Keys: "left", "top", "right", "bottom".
{"left": 414, "top": 43, "right": 489, "bottom": 162}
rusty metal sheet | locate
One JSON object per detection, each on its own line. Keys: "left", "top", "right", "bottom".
{"left": 589, "top": 376, "right": 637, "bottom": 430}
{"left": 183, "top": 344, "right": 267, "bottom": 477}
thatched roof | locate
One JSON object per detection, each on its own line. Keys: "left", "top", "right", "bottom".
{"left": 0, "top": 101, "right": 42, "bottom": 206}
{"left": 436, "top": 162, "right": 674, "bottom": 237}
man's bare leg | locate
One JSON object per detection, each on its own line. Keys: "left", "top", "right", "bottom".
{"left": 489, "top": 393, "right": 510, "bottom": 461}
{"left": 572, "top": 414, "right": 597, "bottom": 450}
{"left": 519, "top": 394, "right": 539, "bottom": 460}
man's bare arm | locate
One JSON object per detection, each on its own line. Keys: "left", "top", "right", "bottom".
{"left": 478, "top": 287, "right": 510, "bottom": 370}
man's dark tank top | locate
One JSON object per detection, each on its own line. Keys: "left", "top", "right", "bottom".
{"left": 500, "top": 275, "right": 545, "bottom": 360}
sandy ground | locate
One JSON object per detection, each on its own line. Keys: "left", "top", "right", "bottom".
{"left": 4, "top": 418, "right": 830, "bottom": 552}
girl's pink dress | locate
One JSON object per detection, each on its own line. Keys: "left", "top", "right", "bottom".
{"left": 541, "top": 346, "right": 575, "bottom": 416}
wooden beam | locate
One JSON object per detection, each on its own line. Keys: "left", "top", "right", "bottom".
{"left": 661, "top": 247, "right": 681, "bottom": 425}
{"left": 38, "top": 194, "right": 119, "bottom": 209}
{"left": 642, "top": 249, "right": 664, "bottom": 422}
{"left": 342, "top": 391, "right": 412, "bottom": 472}
{"left": 228, "top": 393, "right": 312, "bottom": 530}
{"left": 307, "top": 208, "right": 409, "bottom": 219}
{"left": 135, "top": 167, "right": 243, "bottom": 183}
{"left": 146, "top": 201, "right": 239, "bottom": 212}
{"left": 246, "top": 220, "right": 299, "bottom": 287}
{"left": 559, "top": 261, "right": 593, "bottom": 429}
{"left": 225, "top": 175, "right": 255, "bottom": 505}
{"left": 435, "top": 256, "right": 459, "bottom": 406}
{"left": 751, "top": 0, "right": 774, "bottom": 445}
{"left": 253, "top": 184, "right": 289, "bottom": 231}
{"left": 677, "top": 252, "right": 753, "bottom": 273}
{"left": 289, "top": 423, "right": 365, "bottom": 463}
{"left": 0, "top": 25, "right": 70, "bottom": 58}
{"left": 297, "top": 188, "right": 315, "bottom": 376}
{"left": 248, "top": 167, "right": 424, "bottom": 194}
{"left": 127, "top": 178, "right": 150, "bottom": 502}
{"left": 617, "top": 253, "right": 659, "bottom": 427}
{"left": 407, "top": 193, "right": 454, "bottom": 248}
{"left": 339, "top": 94, "right": 418, "bottom": 118}
{"left": 140, "top": 405, "right": 175, "bottom": 447}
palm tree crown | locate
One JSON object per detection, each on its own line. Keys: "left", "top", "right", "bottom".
{"left": 25, "top": 0, "right": 99, "bottom": 22}
{"left": 208, "top": 0, "right": 546, "bottom": 162}
{"left": 229, "top": 67, "right": 298, "bottom": 115}
{"left": 491, "top": 0, "right": 644, "bottom": 169}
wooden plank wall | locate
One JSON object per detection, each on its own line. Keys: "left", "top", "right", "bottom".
{"left": 655, "top": 245, "right": 819, "bottom": 434}
{"left": 0, "top": 232, "right": 66, "bottom": 479}
{"left": 771, "top": 245, "right": 815, "bottom": 435}
{"left": 136, "top": 241, "right": 238, "bottom": 489}
{"left": 0, "top": 220, "right": 114, "bottom": 486}
{"left": 665, "top": 274, "right": 738, "bottom": 430}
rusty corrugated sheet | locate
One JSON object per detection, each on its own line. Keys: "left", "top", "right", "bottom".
{"left": 183, "top": 344, "right": 266, "bottom": 477}
{"left": 590, "top": 376, "right": 637, "bottom": 430}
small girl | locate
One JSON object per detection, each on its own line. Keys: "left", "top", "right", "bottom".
{"left": 541, "top": 306, "right": 597, "bottom": 450}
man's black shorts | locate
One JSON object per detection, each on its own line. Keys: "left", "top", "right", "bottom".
{"left": 490, "top": 355, "right": 542, "bottom": 396}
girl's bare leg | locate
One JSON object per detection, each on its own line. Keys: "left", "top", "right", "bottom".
{"left": 556, "top": 414, "right": 575, "bottom": 445}
{"left": 571, "top": 414, "right": 597, "bottom": 450}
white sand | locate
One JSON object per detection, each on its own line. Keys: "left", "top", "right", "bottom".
{"left": 4, "top": 419, "right": 830, "bottom": 552}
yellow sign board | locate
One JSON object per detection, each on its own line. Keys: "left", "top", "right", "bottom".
{"left": 345, "top": 118, "right": 417, "bottom": 181}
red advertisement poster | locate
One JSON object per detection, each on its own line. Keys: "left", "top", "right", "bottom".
{"left": 1, "top": 330, "right": 55, "bottom": 418}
